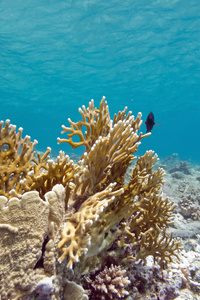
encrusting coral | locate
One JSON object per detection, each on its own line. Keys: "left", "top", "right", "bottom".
{"left": 0, "top": 184, "right": 66, "bottom": 299}
{"left": 0, "top": 96, "right": 182, "bottom": 299}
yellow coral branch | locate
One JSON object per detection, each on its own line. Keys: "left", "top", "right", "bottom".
{"left": 58, "top": 96, "right": 112, "bottom": 153}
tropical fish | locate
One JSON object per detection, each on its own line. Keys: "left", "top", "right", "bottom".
{"left": 144, "top": 112, "right": 162, "bottom": 133}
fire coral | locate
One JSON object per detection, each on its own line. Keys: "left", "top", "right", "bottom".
{"left": 0, "top": 96, "right": 181, "bottom": 299}
{"left": 57, "top": 96, "right": 181, "bottom": 268}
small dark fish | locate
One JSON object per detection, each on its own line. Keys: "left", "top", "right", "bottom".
{"left": 144, "top": 112, "right": 162, "bottom": 133}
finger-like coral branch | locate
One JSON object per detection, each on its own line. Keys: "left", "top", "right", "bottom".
{"left": 57, "top": 96, "right": 112, "bottom": 153}
{"left": 0, "top": 121, "right": 77, "bottom": 201}
{"left": 0, "top": 120, "right": 38, "bottom": 199}
{"left": 58, "top": 183, "right": 124, "bottom": 268}
{"left": 56, "top": 97, "right": 181, "bottom": 269}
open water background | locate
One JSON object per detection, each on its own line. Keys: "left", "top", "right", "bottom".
{"left": 0, "top": 0, "right": 199, "bottom": 161}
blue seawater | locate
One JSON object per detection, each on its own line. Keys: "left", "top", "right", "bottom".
{"left": 0, "top": 0, "right": 200, "bottom": 161}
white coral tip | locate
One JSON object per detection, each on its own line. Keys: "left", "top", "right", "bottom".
{"left": 27, "top": 171, "right": 34, "bottom": 176}
{"left": 69, "top": 182, "right": 74, "bottom": 187}
{"left": 9, "top": 189, "right": 16, "bottom": 195}
{"left": 100, "top": 206, "right": 104, "bottom": 212}
{"left": 47, "top": 159, "right": 54, "bottom": 164}
{"left": 75, "top": 257, "right": 79, "bottom": 262}
{"left": 95, "top": 214, "right": 99, "bottom": 221}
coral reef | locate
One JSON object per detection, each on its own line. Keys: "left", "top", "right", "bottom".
{"left": 57, "top": 97, "right": 181, "bottom": 270}
{"left": 168, "top": 160, "right": 192, "bottom": 176}
{"left": 180, "top": 198, "right": 200, "bottom": 220}
{"left": 29, "top": 276, "right": 55, "bottom": 300}
{"left": 161, "top": 155, "right": 200, "bottom": 222}
{"left": 63, "top": 280, "right": 88, "bottom": 300}
{"left": 87, "top": 264, "right": 130, "bottom": 300}
{"left": 0, "top": 119, "right": 77, "bottom": 200}
{"left": 0, "top": 97, "right": 182, "bottom": 299}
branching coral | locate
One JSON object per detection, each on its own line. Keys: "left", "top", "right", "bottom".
{"left": 0, "top": 96, "right": 182, "bottom": 299}
{"left": 88, "top": 264, "right": 130, "bottom": 300}
{"left": 58, "top": 183, "right": 124, "bottom": 268}
{"left": 0, "top": 120, "right": 77, "bottom": 200}
{"left": 58, "top": 97, "right": 112, "bottom": 153}
{"left": 22, "top": 150, "right": 78, "bottom": 200}
{"left": 57, "top": 96, "right": 181, "bottom": 269}
{"left": 0, "top": 119, "right": 38, "bottom": 199}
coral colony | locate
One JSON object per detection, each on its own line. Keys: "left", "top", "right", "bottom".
{"left": 0, "top": 97, "right": 181, "bottom": 299}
